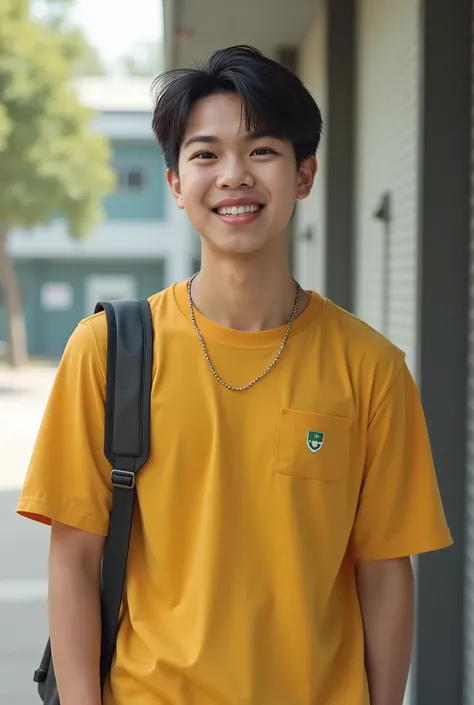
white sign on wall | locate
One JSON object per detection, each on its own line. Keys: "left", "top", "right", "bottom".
{"left": 85, "top": 275, "right": 137, "bottom": 315}
{"left": 40, "top": 282, "right": 74, "bottom": 311}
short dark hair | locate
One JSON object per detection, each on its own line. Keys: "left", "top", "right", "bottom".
{"left": 151, "top": 45, "right": 323, "bottom": 173}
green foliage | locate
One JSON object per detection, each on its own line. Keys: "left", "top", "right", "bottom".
{"left": 32, "top": 0, "right": 107, "bottom": 76}
{"left": 0, "top": 0, "right": 115, "bottom": 237}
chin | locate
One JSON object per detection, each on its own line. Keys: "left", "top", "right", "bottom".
{"left": 195, "top": 219, "right": 286, "bottom": 257}
{"left": 214, "top": 234, "right": 271, "bottom": 257}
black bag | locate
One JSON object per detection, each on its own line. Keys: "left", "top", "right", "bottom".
{"left": 33, "top": 298, "right": 153, "bottom": 705}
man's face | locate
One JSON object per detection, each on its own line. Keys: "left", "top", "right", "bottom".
{"left": 167, "top": 92, "right": 317, "bottom": 257}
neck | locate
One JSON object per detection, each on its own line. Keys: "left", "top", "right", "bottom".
{"left": 190, "top": 251, "right": 305, "bottom": 332}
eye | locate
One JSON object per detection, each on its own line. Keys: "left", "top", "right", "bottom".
{"left": 252, "top": 147, "right": 277, "bottom": 157}
{"left": 192, "top": 151, "right": 216, "bottom": 160}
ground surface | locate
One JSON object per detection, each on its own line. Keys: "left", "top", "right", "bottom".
{"left": 0, "top": 365, "right": 56, "bottom": 704}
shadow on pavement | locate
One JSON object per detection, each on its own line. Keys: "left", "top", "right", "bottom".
{"left": 0, "top": 387, "right": 30, "bottom": 396}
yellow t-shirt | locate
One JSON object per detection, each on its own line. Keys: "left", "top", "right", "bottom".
{"left": 18, "top": 282, "right": 452, "bottom": 705}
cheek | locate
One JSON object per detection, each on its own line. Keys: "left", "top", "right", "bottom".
{"left": 266, "top": 169, "right": 299, "bottom": 211}
{"left": 179, "top": 171, "right": 212, "bottom": 208}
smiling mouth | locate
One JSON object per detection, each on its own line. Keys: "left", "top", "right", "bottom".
{"left": 212, "top": 204, "right": 264, "bottom": 217}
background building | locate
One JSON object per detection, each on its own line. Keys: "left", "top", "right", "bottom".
{"left": 0, "top": 75, "right": 196, "bottom": 360}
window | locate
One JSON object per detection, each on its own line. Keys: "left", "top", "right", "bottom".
{"left": 118, "top": 168, "right": 145, "bottom": 192}
{"left": 128, "top": 170, "right": 143, "bottom": 189}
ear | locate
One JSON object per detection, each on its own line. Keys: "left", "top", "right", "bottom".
{"left": 166, "top": 169, "right": 185, "bottom": 210}
{"left": 296, "top": 156, "right": 318, "bottom": 201}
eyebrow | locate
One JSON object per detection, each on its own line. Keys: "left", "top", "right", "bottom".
{"left": 183, "top": 130, "right": 277, "bottom": 149}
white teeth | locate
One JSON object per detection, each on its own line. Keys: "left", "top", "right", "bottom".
{"left": 216, "top": 205, "right": 261, "bottom": 216}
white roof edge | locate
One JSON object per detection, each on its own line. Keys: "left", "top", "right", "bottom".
{"left": 73, "top": 76, "right": 156, "bottom": 113}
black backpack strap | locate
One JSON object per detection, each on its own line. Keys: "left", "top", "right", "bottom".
{"left": 94, "top": 298, "right": 153, "bottom": 685}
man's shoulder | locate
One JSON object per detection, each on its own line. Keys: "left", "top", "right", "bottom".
{"left": 321, "top": 298, "right": 406, "bottom": 387}
{"left": 79, "top": 284, "right": 175, "bottom": 340}
{"left": 60, "top": 285, "right": 176, "bottom": 372}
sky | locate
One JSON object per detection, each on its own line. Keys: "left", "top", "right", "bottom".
{"left": 70, "top": 0, "right": 163, "bottom": 67}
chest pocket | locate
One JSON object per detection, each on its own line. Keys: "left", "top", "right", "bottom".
{"left": 273, "top": 408, "right": 350, "bottom": 481}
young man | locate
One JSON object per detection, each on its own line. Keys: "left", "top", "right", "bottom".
{"left": 18, "top": 45, "right": 452, "bottom": 705}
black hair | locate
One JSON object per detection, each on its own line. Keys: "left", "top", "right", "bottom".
{"left": 151, "top": 45, "right": 323, "bottom": 173}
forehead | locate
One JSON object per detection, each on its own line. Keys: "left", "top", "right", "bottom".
{"left": 182, "top": 93, "right": 257, "bottom": 142}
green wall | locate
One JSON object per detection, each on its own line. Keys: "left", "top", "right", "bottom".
{"left": 105, "top": 142, "right": 165, "bottom": 221}
{"left": 0, "top": 259, "right": 164, "bottom": 360}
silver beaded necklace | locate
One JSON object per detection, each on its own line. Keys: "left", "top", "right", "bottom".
{"left": 187, "top": 272, "right": 302, "bottom": 392}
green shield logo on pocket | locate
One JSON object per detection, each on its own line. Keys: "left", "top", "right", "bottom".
{"left": 307, "top": 431, "right": 325, "bottom": 453}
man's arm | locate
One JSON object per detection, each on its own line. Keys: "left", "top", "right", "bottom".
{"left": 49, "top": 520, "right": 105, "bottom": 705}
{"left": 356, "top": 557, "right": 414, "bottom": 705}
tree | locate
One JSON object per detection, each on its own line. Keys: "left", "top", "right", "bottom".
{"left": 0, "top": 0, "right": 115, "bottom": 366}
{"left": 31, "top": 0, "right": 107, "bottom": 76}
{"left": 53, "top": 25, "right": 107, "bottom": 76}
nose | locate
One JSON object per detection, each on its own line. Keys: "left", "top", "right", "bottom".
{"left": 216, "top": 157, "right": 255, "bottom": 190}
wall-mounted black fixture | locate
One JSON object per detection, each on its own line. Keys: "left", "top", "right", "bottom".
{"left": 372, "top": 191, "right": 392, "bottom": 336}
{"left": 373, "top": 191, "right": 392, "bottom": 225}
{"left": 299, "top": 225, "right": 315, "bottom": 242}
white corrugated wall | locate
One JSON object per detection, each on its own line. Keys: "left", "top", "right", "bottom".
{"left": 354, "top": 0, "right": 420, "bottom": 375}
{"left": 295, "top": 1, "right": 327, "bottom": 295}
{"left": 355, "top": 4, "right": 421, "bottom": 704}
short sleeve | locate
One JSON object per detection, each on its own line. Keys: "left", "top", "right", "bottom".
{"left": 352, "top": 362, "right": 453, "bottom": 560}
{"left": 16, "top": 319, "right": 112, "bottom": 536}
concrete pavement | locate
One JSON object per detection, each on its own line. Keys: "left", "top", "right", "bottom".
{"left": 0, "top": 365, "right": 57, "bottom": 704}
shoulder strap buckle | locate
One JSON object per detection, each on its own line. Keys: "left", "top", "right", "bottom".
{"left": 111, "top": 469, "right": 136, "bottom": 489}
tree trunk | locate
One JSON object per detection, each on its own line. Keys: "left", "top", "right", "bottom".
{"left": 0, "top": 222, "right": 28, "bottom": 367}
